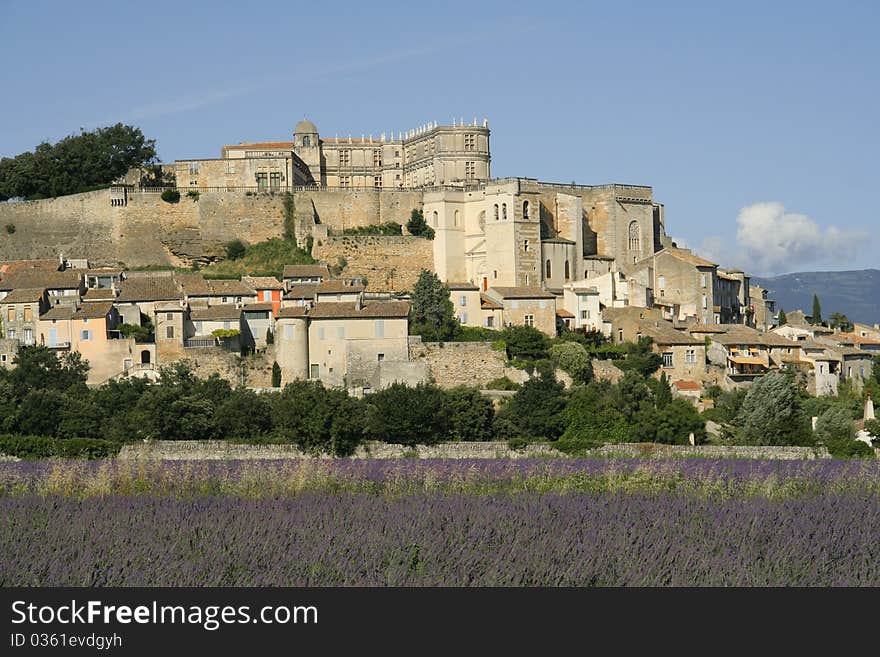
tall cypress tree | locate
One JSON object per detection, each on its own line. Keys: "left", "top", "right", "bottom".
{"left": 777, "top": 308, "right": 787, "bottom": 326}
{"left": 812, "top": 294, "right": 822, "bottom": 325}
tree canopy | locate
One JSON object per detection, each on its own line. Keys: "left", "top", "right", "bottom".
{"left": 0, "top": 124, "right": 157, "bottom": 200}
{"left": 409, "top": 269, "right": 458, "bottom": 341}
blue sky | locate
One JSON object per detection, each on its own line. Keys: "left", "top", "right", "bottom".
{"left": 1, "top": 0, "right": 877, "bottom": 275}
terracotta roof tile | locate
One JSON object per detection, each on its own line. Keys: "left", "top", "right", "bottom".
{"left": 488, "top": 286, "right": 556, "bottom": 299}
{"left": 309, "top": 301, "right": 409, "bottom": 319}
{"left": 190, "top": 305, "right": 241, "bottom": 321}
{"left": 276, "top": 306, "right": 309, "bottom": 319}
{"left": 1, "top": 288, "right": 46, "bottom": 304}
{"left": 117, "top": 277, "right": 182, "bottom": 302}
{"left": 242, "top": 276, "right": 283, "bottom": 290}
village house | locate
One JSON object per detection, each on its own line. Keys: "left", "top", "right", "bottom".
{"left": 282, "top": 264, "right": 330, "bottom": 289}
{"left": 479, "top": 294, "right": 504, "bottom": 329}
{"left": 315, "top": 279, "right": 366, "bottom": 304}
{"left": 483, "top": 286, "right": 557, "bottom": 337}
{"left": 187, "top": 305, "right": 242, "bottom": 350}
{"left": 115, "top": 275, "right": 185, "bottom": 326}
{"left": 689, "top": 324, "right": 798, "bottom": 384}
{"left": 242, "top": 276, "right": 284, "bottom": 316}
{"left": 448, "top": 281, "right": 482, "bottom": 327}
{"left": 561, "top": 282, "right": 601, "bottom": 332}
{"left": 632, "top": 247, "right": 718, "bottom": 325}
{"left": 282, "top": 284, "right": 318, "bottom": 309}
{"left": 0, "top": 269, "right": 84, "bottom": 307}
{"left": 241, "top": 302, "right": 275, "bottom": 350}
{"left": 714, "top": 269, "right": 751, "bottom": 325}
{"left": 177, "top": 274, "right": 256, "bottom": 308}
{"left": 37, "top": 301, "right": 141, "bottom": 384}
{"left": 749, "top": 284, "right": 777, "bottom": 331}
{"left": 1, "top": 288, "right": 49, "bottom": 346}
{"left": 152, "top": 301, "right": 185, "bottom": 363}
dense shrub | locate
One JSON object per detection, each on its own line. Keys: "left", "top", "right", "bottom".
{"left": 365, "top": 383, "right": 448, "bottom": 446}
{"left": 341, "top": 222, "right": 402, "bottom": 236}
{"left": 485, "top": 376, "right": 520, "bottom": 391}
{"left": 0, "top": 435, "right": 119, "bottom": 459}
{"left": 160, "top": 189, "right": 180, "bottom": 203}
{"left": 494, "top": 374, "right": 567, "bottom": 442}
{"left": 734, "top": 371, "right": 813, "bottom": 446}
{"left": 500, "top": 325, "right": 550, "bottom": 362}
{"left": 548, "top": 341, "right": 593, "bottom": 384}
{"left": 225, "top": 239, "right": 246, "bottom": 260}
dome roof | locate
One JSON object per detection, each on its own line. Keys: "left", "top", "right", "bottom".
{"left": 294, "top": 118, "right": 318, "bottom": 134}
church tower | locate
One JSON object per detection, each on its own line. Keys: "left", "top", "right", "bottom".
{"left": 292, "top": 119, "right": 322, "bottom": 185}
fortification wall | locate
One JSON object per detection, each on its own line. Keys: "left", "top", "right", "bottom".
{"left": 166, "top": 348, "right": 275, "bottom": 388}
{"left": 0, "top": 188, "right": 422, "bottom": 268}
{"left": 312, "top": 235, "right": 433, "bottom": 292}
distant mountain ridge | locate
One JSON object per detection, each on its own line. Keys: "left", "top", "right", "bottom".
{"left": 753, "top": 269, "right": 880, "bottom": 325}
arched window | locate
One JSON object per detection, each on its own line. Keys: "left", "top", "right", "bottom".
{"left": 302, "top": 136, "right": 310, "bottom": 147}
{"left": 454, "top": 210, "right": 460, "bottom": 227}
{"left": 545, "top": 259, "right": 552, "bottom": 278}
{"left": 493, "top": 204, "right": 499, "bottom": 221}
{"left": 523, "top": 200, "right": 530, "bottom": 220}
{"left": 502, "top": 203, "right": 507, "bottom": 221}
{"left": 628, "top": 221, "right": 641, "bottom": 252}
{"left": 564, "top": 260, "right": 570, "bottom": 280}
{"left": 432, "top": 211, "right": 438, "bottom": 227}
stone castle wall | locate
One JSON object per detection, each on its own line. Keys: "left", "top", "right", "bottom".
{"left": 312, "top": 235, "right": 433, "bottom": 292}
{"left": 170, "top": 347, "right": 275, "bottom": 388}
{"left": 0, "top": 188, "right": 423, "bottom": 268}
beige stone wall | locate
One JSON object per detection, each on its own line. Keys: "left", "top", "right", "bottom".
{"left": 409, "top": 341, "right": 521, "bottom": 388}
{"left": 312, "top": 236, "right": 434, "bottom": 292}
{"left": 166, "top": 348, "right": 275, "bottom": 388}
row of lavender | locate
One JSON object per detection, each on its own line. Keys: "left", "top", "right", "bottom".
{"left": 3, "top": 492, "right": 878, "bottom": 586}
{"left": 2, "top": 458, "right": 880, "bottom": 499}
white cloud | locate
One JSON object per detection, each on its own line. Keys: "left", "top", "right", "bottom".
{"left": 703, "top": 202, "right": 869, "bottom": 275}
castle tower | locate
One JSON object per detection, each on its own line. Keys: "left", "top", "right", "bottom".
{"left": 292, "top": 119, "right": 322, "bottom": 185}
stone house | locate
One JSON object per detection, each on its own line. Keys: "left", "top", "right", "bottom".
{"left": 483, "top": 286, "right": 557, "bottom": 337}
{"left": 448, "top": 281, "right": 482, "bottom": 327}
{"left": 479, "top": 294, "right": 504, "bottom": 329}
{"left": 282, "top": 264, "right": 330, "bottom": 289}
{"left": 83, "top": 268, "right": 124, "bottom": 290}
{"left": 241, "top": 302, "right": 274, "bottom": 350}
{"left": 37, "top": 301, "right": 140, "bottom": 384}
{"left": 153, "top": 301, "right": 185, "bottom": 363}
{"left": 561, "top": 282, "right": 601, "bottom": 332}
{"left": 714, "top": 269, "right": 751, "bottom": 325}
{"left": 1, "top": 288, "right": 49, "bottom": 346}
{"left": 0, "top": 269, "right": 84, "bottom": 307}
{"left": 242, "top": 276, "right": 284, "bottom": 316}
{"left": 749, "top": 284, "right": 777, "bottom": 331}
{"left": 314, "top": 279, "right": 365, "bottom": 304}
{"left": 689, "top": 324, "right": 798, "bottom": 383}
{"left": 115, "top": 276, "right": 185, "bottom": 326}
{"left": 832, "top": 332, "right": 880, "bottom": 353}
{"left": 634, "top": 247, "right": 717, "bottom": 325}
{"left": 853, "top": 322, "right": 880, "bottom": 342}
{"left": 188, "top": 305, "right": 242, "bottom": 350}
{"left": 306, "top": 299, "right": 413, "bottom": 390}
{"left": 282, "top": 284, "right": 318, "bottom": 309}
{"left": 177, "top": 274, "right": 256, "bottom": 308}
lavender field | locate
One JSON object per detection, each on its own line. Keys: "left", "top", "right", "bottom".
{"left": 2, "top": 459, "right": 879, "bottom": 586}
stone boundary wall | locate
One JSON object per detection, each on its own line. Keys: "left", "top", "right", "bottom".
{"left": 312, "top": 235, "right": 433, "bottom": 292}
{"left": 591, "top": 444, "right": 832, "bottom": 459}
{"left": 116, "top": 440, "right": 840, "bottom": 460}
{"left": 118, "top": 440, "right": 558, "bottom": 460}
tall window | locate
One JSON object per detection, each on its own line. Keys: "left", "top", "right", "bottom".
{"left": 269, "top": 172, "right": 281, "bottom": 190}
{"left": 374, "top": 175, "right": 382, "bottom": 188}
{"left": 663, "top": 352, "right": 674, "bottom": 368}
{"left": 302, "top": 136, "right": 311, "bottom": 147}
{"left": 465, "top": 161, "right": 475, "bottom": 179}
{"left": 523, "top": 239, "right": 529, "bottom": 252}
{"left": 522, "top": 201, "right": 529, "bottom": 220}
{"left": 564, "top": 260, "right": 570, "bottom": 280}
{"left": 701, "top": 273, "right": 707, "bottom": 288}
{"left": 225, "top": 161, "right": 236, "bottom": 175}
{"left": 628, "top": 220, "right": 641, "bottom": 252}
{"left": 188, "top": 162, "right": 200, "bottom": 176}
{"left": 256, "top": 172, "right": 268, "bottom": 191}
{"left": 373, "top": 149, "right": 382, "bottom": 167}
{"left": 6, "top": 308, "right": 13, "bottom": 322}
{"left": 502, "top": 203, "right": 507, "bottom": 220}
{"left": 166, "top": 326, "right": 174, "bottom": 339}
{"left": 23, "top": 307, "right": 31, "bottom": 322}
{"left": 454, "top": 210, "right": 460, "bottom": 227}
{"left": 545, "top": 259, "right": 552, "bottom": 278}
{"left": 524, "top": 314, "right": 534, "bottom": 327}
{"left": 686, "top": 349, "right": 696, "bottom": 364}
{"left": 493, "top": 204, "right": 499, "bottom": 221}
{"left": 464, "top": 134, "right": 475, "bottom": 151}
{"left": 432, "top": 211, "right": 439, "bottom": 227}
{"left": 339, "top": 150, "right": 350, "bottom": 166}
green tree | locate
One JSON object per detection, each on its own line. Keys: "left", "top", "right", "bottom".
{"left": 0, "top": 124, "right": 157, "bottom": 200}
{"left": 8, "top": 347, "right": 89, "bottom": 398}
{"left": 615, "top": 337, "right": 663, "bottom": 377}
{"left": 406, "top": 208, "right": 434, "bottom": 239}
{"left": 272, "top": 380, "right": 364, "bottom": 455}
{"left": 271, "top": 362, "right": 282, "bottom": 387}
{"left": 226, "top": 239, "right": 247, "bottom": 260}
{"left": 557, "top": 381, "right": 630, "bottom": 452}
{"left": 443, "top": 386, "right": 495, "bottom": 441}
{"left": 15, "top": 389, "right": 66, "bottom": 437}
{"left": 655, "top": 399, "right": 707, "bottom": 445}
{"left": 365, "top": 383, "right": 448, "bottom": 446}
{"left": 501, "top": 325, "right": 550, "bottom": 362}
{"left": 815, "top": 406, "right": 872, "bottom": 458}
{"left": 214, "top": 389, "right": 273, "bottom": 440}
{"left": 493, "top": 374, "right": 566, "bottom": 442}
{"left": 829, "top": 312, "right": 853, "bottom": 332}
{"left": 409, "top": 269, "right": 457, "bottom": 342}
{"left": 734, "top": 371, "right": 813, "bottom": 445}
{"left": 811, "top": 294, "right": 822, "bottom": 325}
{"left": 777, "top": 308, "right": 787, "bottom": 326}
{"left": 548, "top": 341, "right": 594, "bottom": 384}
